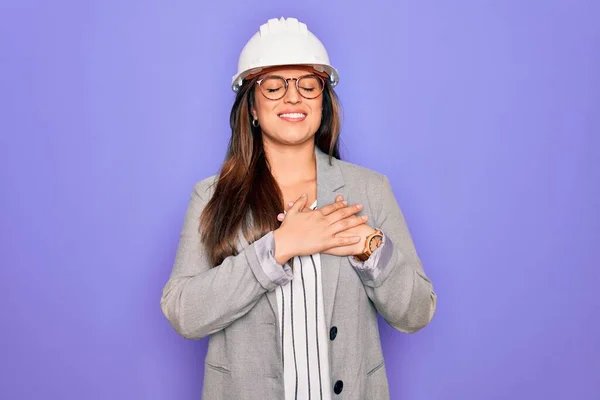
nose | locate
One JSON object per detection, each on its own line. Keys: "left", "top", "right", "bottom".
{"left": 283, "top": 79, "right": 301, "bottom": 104}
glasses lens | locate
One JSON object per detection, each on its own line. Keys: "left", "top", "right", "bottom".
{"left": 297, "top": 76, "right": 324, "bottom": 99}
{"left": 259, "top": 77, "right": 287, "bottom": 100}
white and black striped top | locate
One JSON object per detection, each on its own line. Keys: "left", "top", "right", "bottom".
{"left": 275, "top": 201, "right": 332, "bottom": 400}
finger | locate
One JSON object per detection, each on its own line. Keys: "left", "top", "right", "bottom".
{"left": 329, "top": 215, "right": 369, "bottom": 234}
{"left": 288, "top": 193, "right": 308, "bottom": 214}
{"left": 319, "top": 198, "right": 348, "bottom": 216}
{"left": 335, "top": 194, "right": 344, "bottom": 202}
{"left": 328, "top": 235, "right": 362, "bottom": 248}
{"left": 285, "top": 200, "right": 295, "bottom": 211}
{"left": 327, "top": 203, "right": 363, "bottom": 224}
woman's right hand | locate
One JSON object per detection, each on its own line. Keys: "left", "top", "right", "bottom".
{"left": 272, "top": 194, "right": 369, "bottom": 264}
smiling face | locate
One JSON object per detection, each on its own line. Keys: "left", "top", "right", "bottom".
{"left": 251, "top": 67, "right": 325, "bottom": 148}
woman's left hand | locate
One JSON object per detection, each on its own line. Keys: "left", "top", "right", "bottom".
{"left": 278, "top": 195, "right": 376, "bottom": 256}
{"left": 324, "top": 223, "right": 375, "bottom": 256}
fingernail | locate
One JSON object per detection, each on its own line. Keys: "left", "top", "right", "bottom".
{"left": 301, "top": 193, "right": 307, "bottom": 198}
{"left": 356, "top": 204, "right": 363, "bottom": 210}
{"left": 342, "top": 201, "right": 348, "bottom": 206}
{"left": 361, "top": 215, "right": 368, "bottom": 221}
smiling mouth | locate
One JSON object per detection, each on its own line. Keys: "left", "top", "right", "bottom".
{"left": 278, "top": 112, "right": 307, "bottom": 120}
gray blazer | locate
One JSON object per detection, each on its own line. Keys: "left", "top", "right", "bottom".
{"left": 161, "top": 147, "right": 437, "bottom": 399}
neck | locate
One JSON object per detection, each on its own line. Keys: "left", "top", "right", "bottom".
{"left": 263, "top": 140, "right": 317, "bottom": 186}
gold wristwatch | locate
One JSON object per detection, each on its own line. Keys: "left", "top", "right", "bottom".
{"left": 353, "top": 229, "right": 384, "bottom": 262}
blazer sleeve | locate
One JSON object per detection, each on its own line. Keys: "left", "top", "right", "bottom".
{"left": 160, "top": 182, "right": 291, "bottom": 340}
{"left": 352, "top": 174, "right": 437, "bottom": 333}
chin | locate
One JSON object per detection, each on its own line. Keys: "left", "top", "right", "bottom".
{"left": 281, "top": 131, "right": 315, "bottom": 145}
{"left": 270, "top": 127, "right": 312, "bottom": 142}
{"left": 262, "top": 124, "right": 318, "bottom": 146}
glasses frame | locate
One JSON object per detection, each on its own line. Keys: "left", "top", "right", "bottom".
{"left": 255, "top": 74, "right": 325, "bottom": 100}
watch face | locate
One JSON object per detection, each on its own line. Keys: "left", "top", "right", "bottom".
{"left": 369, "top": 235, "right": 383, "bottom": 252}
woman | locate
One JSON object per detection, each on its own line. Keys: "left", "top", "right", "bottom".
{"left": 161, "top": 17, "right": 437, "bottom": 400}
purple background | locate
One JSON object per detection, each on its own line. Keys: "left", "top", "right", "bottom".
{"left": 1, "top": 0, "right": 599, "bottom": 399}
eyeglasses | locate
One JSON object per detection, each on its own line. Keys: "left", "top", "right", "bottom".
{"left": 256, "top": 74, "right": 325, "bottom": 100}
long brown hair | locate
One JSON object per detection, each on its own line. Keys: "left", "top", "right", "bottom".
{"left": 200, "top": 75, "right": 342, "bottom": 267}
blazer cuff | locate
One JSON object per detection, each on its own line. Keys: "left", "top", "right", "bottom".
{"left": 251, "top": 231, "right": 293, "bottom": 290}
{"left": 349, "top": 233, "right": 394, "bottom": 284}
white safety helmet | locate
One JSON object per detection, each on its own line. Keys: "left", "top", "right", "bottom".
{"left": 231, "top": 17, "right": 340, "bottom": 92}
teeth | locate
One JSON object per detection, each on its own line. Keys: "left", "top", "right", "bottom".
{"left": 279, "top": 113, "right": 306, "bottom": 119}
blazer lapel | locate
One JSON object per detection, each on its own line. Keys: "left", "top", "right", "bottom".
{"left": 315, "top": 147, "right": 346, "bottom": 327}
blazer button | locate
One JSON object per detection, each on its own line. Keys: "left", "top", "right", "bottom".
{"left": 334, "top": 380, "right": 344, "bottom": 394}
{"left": 329, "top": 326, "right": 338, "bottom": 341}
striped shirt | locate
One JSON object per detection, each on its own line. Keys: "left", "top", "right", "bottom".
{"left": 275, "top": 201, "right": 332, "bottom": 400}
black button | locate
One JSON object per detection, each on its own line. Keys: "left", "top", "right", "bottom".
{"left": 329, "top": 326, "right": 338, "bottom": 341}
{"left": 334, "top": 380, "right": 343, "bottom": 394}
